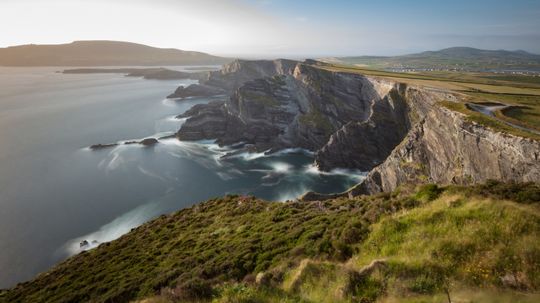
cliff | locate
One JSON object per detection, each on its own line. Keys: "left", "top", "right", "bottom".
{"left": 173, "top": 59, "right": 540, "bottom": 195}
{"left": 351, "top": 100, "right": 540, "bottom": 195}
{"left": 177, "top": 60, "right": 403, "bottom": 157}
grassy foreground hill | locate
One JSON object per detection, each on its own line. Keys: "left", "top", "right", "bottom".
{"left": 1, "top": 181, "right": 538, "bottom": 303}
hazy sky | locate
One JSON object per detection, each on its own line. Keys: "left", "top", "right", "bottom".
{"left": 1, "top": 0, "right": 539, "bottom": 57}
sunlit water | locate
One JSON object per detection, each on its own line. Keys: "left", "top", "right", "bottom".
{"left": 0, "top": 67, "right": 364, "bottom": 288}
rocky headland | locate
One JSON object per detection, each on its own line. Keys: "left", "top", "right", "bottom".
{"left": 167, "top": 84, "right": 225, "bottom": 99}
{"left": 171, "top": 59, "right": 540, "bottom": 196}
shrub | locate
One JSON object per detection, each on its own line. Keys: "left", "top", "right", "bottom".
{"left": 415, "top": 184, "right": 444, "bottom": 202}
{"left": 475, "top": 180, "right": 540, "bottom": 204}
{"left": 163, "top": 278, "right": 214, "bottom": 301}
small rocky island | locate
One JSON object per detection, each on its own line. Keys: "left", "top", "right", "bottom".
{"left": 89, "top": 138, "right": 159, "bottom": 150}
{"left": 63, "top": 67, "right": 205, "bottom": 80}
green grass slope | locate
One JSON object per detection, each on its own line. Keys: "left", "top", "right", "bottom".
{"left": 1, "top": 182, "right": 539, "bottom": 303}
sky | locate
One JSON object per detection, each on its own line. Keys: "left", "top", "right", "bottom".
{"left": 1, "top": 0, "right": 539, "bottom": 57}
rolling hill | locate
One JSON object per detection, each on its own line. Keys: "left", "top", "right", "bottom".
{"left": 332, "top": 47, "right": 540, "bottom": 71}
{"left": 0, "top": 40, "right": 231, "bottom": 66}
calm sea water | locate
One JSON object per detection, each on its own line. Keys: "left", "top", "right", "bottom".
{"left": 0, "top": 67, "right": 363, "bottom": 288}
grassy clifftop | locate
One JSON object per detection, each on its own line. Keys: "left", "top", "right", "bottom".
{"left": 1, "top": 182, "right": 539, "bottom": 303}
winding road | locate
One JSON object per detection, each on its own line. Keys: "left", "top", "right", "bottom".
{"left": 467, "top": 102, "right": 540, "bottom": 135}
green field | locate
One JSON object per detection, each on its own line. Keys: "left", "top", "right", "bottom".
{"left": 332, "top": 47, "right": 540, "bottom": 72}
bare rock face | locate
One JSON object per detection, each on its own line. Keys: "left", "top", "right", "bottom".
{"left": 315, "top": 84, "right": 411, "bottom": 171}
{"left": 204, "top": 59, "right": 298, "bottom": 92}
{"left": 176, "top": 60, "right": 398, "bottom": 153}
{"left": 350, "top": 100, "right": 540, "bottom": 196}
{"left": 173, "top": 58, "right": 539, "bottom": 196}
{"left": 176, "top": 101, "right": 239, "bottom": 143}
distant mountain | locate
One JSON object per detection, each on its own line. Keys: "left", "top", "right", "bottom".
{"left": 333, "top": 47, "right": 540, "bottom": 71}
{"left": 0, "top": 40, "right": 231, "bottom": 66}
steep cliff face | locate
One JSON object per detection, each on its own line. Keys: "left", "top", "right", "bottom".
{"left": 315, "top": 84, "right": 412, "bottom": 171}
{"left": 173, "top": 59, "right": 539, "bottom": 195}
{"left": 351, "top": 98, "right": 540, "bottom": 195}
{"left": 203, "top": 59, "right": 298, "bottom": 92}
{"left": 177, "top": 60, "right": 400, "bottom": 153}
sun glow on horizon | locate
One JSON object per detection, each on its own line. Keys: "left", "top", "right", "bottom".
{"left": 1, "top": 0, "right": 540, "bottom": 57}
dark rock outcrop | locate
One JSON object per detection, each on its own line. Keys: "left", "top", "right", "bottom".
{"left": 89, "top": 143, "right": 118, "bottom": 150}
{"left": 167, "top": 84, "right": 225, "bottom": 99}
{"left": 139, "top": 138, "right": 159, "bottom": 146}
{"left": 176, "top": 60, "right": 397, "bottom": 154}
{"left": 315, "top": 84, "right": 411, "bottom": 171}
{"left": 176, "top": 101, "right": 245, "bottom": 144}
{"left": 90, "top": 138, "right": 159, "bottom": 150}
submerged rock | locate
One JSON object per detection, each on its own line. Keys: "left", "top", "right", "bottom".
{"left": 90, "top": 138, "right": 158, "bottom": 150}
{"left": 79, "top": 240, "right": 89, "bottom": 248}
{"left": 139, "top": 138, "right": 159, "bottom": 146}
{"left": 89, "top": 143, "right": 118, "bottom": 150}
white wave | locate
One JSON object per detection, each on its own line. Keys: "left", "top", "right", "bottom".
{"left": 226, "top": 150, "right": 270, "bottom": 161}
{"left": 176, "top": 117, "right": 188, "bottom": 126}
{"left": 154, "top": 115, "right": 185, "bottom": 133}
{"left": 261, "top": 179, "right": 282, "bottom": 187}
{"left": 160, "top": 138, "right": 230, "bottom": 170}
{"left": 104, "top": 146, "right": 128, "bottom": 172}
{"left": 273, "top": 186, "right": 309, "bottom": 202}
{"left": 216, "top": 172, "right": 234, "bottom": 180}
{"left": 161, "top": 98, "right": 177, "bottom": 107}
{"left": 59, "top": 202, "right": 163, "bottom": 256}
{"left": 272, "top": 148, "right": 314, "bottom": 156}
{"left": 268, "top": 161, "right": 293, "bottom": 174}
{"left": 228, "top": 168, "right": 245, "bottom": 176}
{"left": 304, "top": 163, "right": 366, "bottom": 182}
{"left": 138, "top": 165, "right": 168, "bottom": 182}
{"left": 224, "top": 147, "right": 313, "bottom": 162}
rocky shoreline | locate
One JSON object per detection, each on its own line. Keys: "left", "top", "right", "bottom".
{"left": 164, "top": 59, "right": 540, "bottom": 196}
